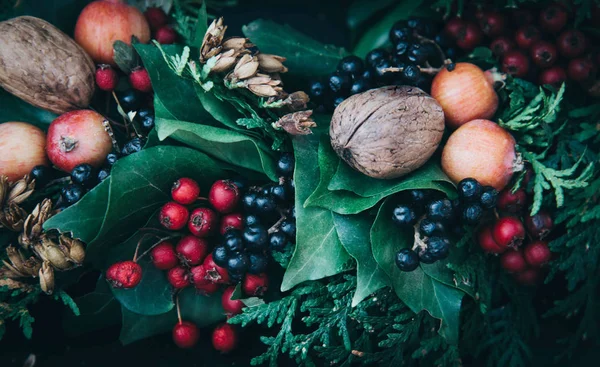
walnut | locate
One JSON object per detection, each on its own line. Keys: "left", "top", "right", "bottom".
{"left": 330, "top": 86, "right": 445, "bottom": 179}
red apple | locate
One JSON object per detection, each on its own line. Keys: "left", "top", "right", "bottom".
{"left": 0, "top": 122, "right": 48, "bottom": 181}
{"left": 74, "top": 0, "right": 151, "bottom": 65}
{"left": 46, "top": 110, "right": 113, "bottom": 172}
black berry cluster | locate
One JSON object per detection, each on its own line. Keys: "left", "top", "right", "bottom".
{"left": 393, "top": 178, "right": 498, "bottom": 272}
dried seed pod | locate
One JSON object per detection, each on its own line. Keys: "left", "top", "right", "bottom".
{"left": 39, "top": 261, "right": 55, "bottom": 295}
{"left": 0, "top": 203, "right": 27, "bottom": 231}
{"left": 330, "top": 86, "right": 445, "bottom": 179}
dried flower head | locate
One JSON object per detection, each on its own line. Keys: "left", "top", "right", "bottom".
{"left": 32, "top": 237, "right": 73, "bottom": 271}
{"left": 0, "top": 176, "right": 9, "bottom": 207}
{"left": 257, "top": 53, "right": 288, "bottom": 73}
{"left": 243, "top": 75, "right": 283, "bottom": 97}
{"left": 273, "top": 110, "right": 316, "bottom": 135}
{"left": 58, "top": 235, "right": 86, "bottom": 265}
{"left": 19, "top": 198, "right": 53, "bottom": 249}
{"left": 228, "top": 54, "right": 259, "bottom": 81}
{"left": 200, "top": 17, "right": 227, "bottom": 63}
{"left": 6, "top": 175, "right": 35, "bottom": 206}
{"left": 0, "top": 203, "right": 27, "bottom": 231}
{"left": 39, "top": 261, "right": 55, "bottom": 295}
{"left": 222, "top": 37, "right": 254, "bottom": 53}
{"left": 211, "top": 49, "right": 239, "bottom": 74}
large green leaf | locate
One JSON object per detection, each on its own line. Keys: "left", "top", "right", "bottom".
{"left": 280, "top": 136, "right": 351, "bottom": 292}
{"left": 333, "top": 213, "right": 389, "bottom": 306}
{"left": 371, "top": 197, "right": 465, "bottom": 344}
{"left": 0, "top": 88, "right": 57, "bottom": 129}
{"left": 155, "top": 118, "right": 278, "bottom": 181}
{"left": 347, "top": 0, "right": 397, "bottom": 30}
{"left": 242, "top": 19, "right": 347, "bottom": 77}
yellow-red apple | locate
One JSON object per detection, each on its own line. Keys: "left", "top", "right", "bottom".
{"left": 0, "top": 122, "right": 48, "bottom": 181}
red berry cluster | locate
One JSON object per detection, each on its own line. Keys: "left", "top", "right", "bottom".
{"left": 172, "top": 319, "right": 239, "bottom": 353}
{"left": 143, "top": 7, "right": 177, "bottom": 45}
{"left": 478, "top": 187, "right": 554, "bottom": 285}
{"left": 443, "top": 3, "right": 597, "bottom": 88}
{"left": 95, "top": 64, "right": 153, "bottom": 94}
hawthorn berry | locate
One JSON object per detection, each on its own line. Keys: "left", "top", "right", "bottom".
{"left": 444, "top": 17, "right": 465, "bottom": 39}
{"left": 479, "top": 11, "right": 506, "bottom": 37}
{"left": 539, "top": 66, "right": 567, "bottom": 87}
{"left": 490, "top": 37, "right": 516, "bottom": 57}
{"left": 171, "top": 177, "right": 200, "bottom": 205}
{"left": 243, "top": 273, "right": 269, "bottom": 296}
{"left": 567, "top": 57, "right": 597, "bottom": 82}
{"left": 222, "top": 286, "right": 244, "bottom": 315}
{"left": 530, "top": 41, "right": 558, "bottom": 68}
{"left": 188, "top": 207, "right": 219, "bottom": 237}
{"left": 524, "top": 241, "right": 552, "bottom": 267}
{"left": 502, "top": 50, "right": 530, "bottom": 78}
{"left": 203, "top": 254, "right": 230, "bottom": 284}
{"left": 150, "top": 241, "right": 178, "bottom": 270}
{"left": 455, "top": 22, "right": 483, "bottom": 50}
{"left": 515, "top": 26, "right": 541, "bottom": 50}
{"left": 144, "top": 7, "right": 167, "bottom": 30}
{"left": 525, "top": 210, "right": 553, "bottom": 239}
{"left": 209, "top": 180, "right": 240, "bottom": 213}
{"left": 159, "top": 202, "right": 189, "bottom": 230}
{"left": 106, "top": 261, "right": 142, "bottom": 288}
{"left": 514, "top": 268, "right": 540, "bottom": 286}
{"left": 500, "top": 249, "right": 528, "bottom": 273}
{"left": 155, "top": 25, "right": 177, "bottom": 44}
{"left": 557, "top": 29, "right": 587, "bottom": 59}
{"left": 176, "top": 236, "right": 209, "bottom": 265}
{"left": 497, "top": 189, "right": 527, "bottom": 213}
{"left": 167, "top": 266, "right": 190, "bottom": 289}
{"left": 190, "top": 264, "right": 210, "bottom": 287}
{"left": 212, "top": 323, "right": 238, "bottom": 354}
{"left": 492, "top": 216, "right": 526, "bottom": 248}
{"left": 478, "top": 225, "right": 506, "bottom": 254}
{"left": 172, "top": 321, "right": 199, "bottom": 349}
{"left": 195, "top": 281, "right": 220, "bottom": 295}
{"left": 129, "top": 67, "right": 153, "bottom": 93}
{"left": 95, "top": 65, "right": 118, "bottom": 92}
{"left": 539, "top": 4, "right": 568, "bottom": 34}
{"left": 220, "top": 212, "right": 243, "bottom": 235}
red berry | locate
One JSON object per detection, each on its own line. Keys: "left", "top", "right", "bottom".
{"left": 106, "top": 261, "right": 142, "bottom": 289}
{"left": 539, "top": 66, "right": 567, "bottom": 87}
{"left": 490, "top": 37, "right": 515, "bottom": 57}
{"left": 171, "top": 177, "right": 200, "bottom": 205}
{"left": 167, "top": 265, "right": 190, "bottom": 289}
{"left": 444, "top": 17, "right": 465, "bottom": 39}
{"left": 129, "top": 67, "right": 153, "bottom": 93}
{"left": 172, "top": 321, "right": 199, "bottom": 348}
{"left": 212, "top": 323, "right": 238, "bottom": 353}
{"left": 512, "top": 9, "right": 534, "bottom": 27}
{"left": 144, "top": 7, "right": 167, "bottom": 31}
{"left": 203, "top": 254, "right": 230, "bottom": 284}
{"left": 515, "top": 26, "right": 541, "bottom": 50}
{"left": 525, "top": 210, "right": 553, "bottom": 239}
{"left": 492, "top": 216, "right": 526, "bottom": 248}
{"left": 497, "top": 188, "right": 527, "bottom": 213}
{"left": 159, "top": 202, "right": 189, "bottom": 230}
{"left": 222, "top": 286, "right": 244, "bottom": 315}
{"left": 557, "top": 30, "right": 587, "bottom": 59}
{"left": 530, "top": 41, "right": 558, "bottom": 69}
{"left": 478, "top": 11, "right": 505, "bottom": 37}
{"left": 243, "top": 273, "right": 269, "bottom": 296}
{"left": 478, "top": 225, "right": 506, "bottom": 254}
{"left": 150, "top": 241, "right": 178, "bottom": 270}
{"left": 209, "top": 180, "right": 240, "bottom": 213}
{"left": 190, "top": 264, "right": 210, "bottom": 286}
{"left": 455, "top": 22, "right": 483, "bottom": 51}
{"left": 220, "top": 212, "right": 243, "bottom": 235}
{"left": 155, "top": 25, "right": 177, "bottom": 44}
{"left": 502, "top": 50, "right": 530, "bottom": 78}
{"left": 524, "top": 240, "right": 552, "bottom": 267}
{"left": 188, "top": 207, "right": 219, "bottom": 237}
{"left": 195, "top": 281, "right": 220, "bottom": 295}
{"left": 95, "top": 65, "right": 118, "bottom": 91}
{"left": 539, "top": 4, "right": 568, "bottom": 33}
{"left": 500, "top": 249, "right": 528, "bottom": 273}
{"left": 514, "top": 268, "right": 540, "bottom": 286}
{"left": 567, "top": 57, "right": 597, "bottom": 82}
{"left": 176, "top": 235, "right": 209, "bottom": 265}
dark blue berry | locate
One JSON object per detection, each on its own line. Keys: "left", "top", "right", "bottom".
{"left": 280, "top": 219, "right": 296, "bottom": 239}
{"left": 403, "top": 64, "right": 421, "bottom": 83}
{"left": 244, "top": 214, "right": 261, "bottom": 228}
{"left": 30, "top": 165, "right": 52, "bottom": 187}
{"left": 392, "top": 205, "right": 417, "bottom": 226}
{"left": 227, "top": 252, "right": 250, "bottom": 274}
{"left": 419, "top": 218, "right": 446, "bottom": 237}
{"left": 408, "top": 17, "right": 437, "bottom": 38}
{"left": 328, "top": 73, "right": 351, "bottom": 95}
{"left": 141, "top": 115, "right": 155, "bottom": 130}
{"left": 308, "top": 80, "right": 326, "bottom": 104}
{"left": 248, "top": 253, "right": 268, "bottom": 274}
{"left": 434, "top": 33, "right": 453, "bottom": 49}
{"left": 97, "top": 168, "right": 110, "bottom": 182}
{"left": 407, "top": 189, "right": 430, "bottom": 207}
{"left": 373, "top": 59, "right": 394, "bottom": 84}
{"left": 394, "top": 41, "right": 410, "bottom": 59}
{"left": 212, "top": 245, "right": 229, "bottom": 267}
{"left": 458, "top": 178, "right": 482, "bottom": 201}
{"left": 390, "top": 22, "right": 413, "bottom": 44}
{"left": 427, "top": 199, "right": 454, "bottom": 222}
{"left": 331, "top": 96, "right": 346, "bottom": 110}
{"left": 407, "top": 43, "right": 428, "bottom": 64}
{"left": 71, "top": 164, "right": 95, "bottom": 187}
{"left": 350, "top": 78, "right": 370, "bottom": 95}
{"left": 106, "top": 153, "right": 119, "bottom": 166}
{"left": 462, "top": 204, "right": 484, "bottom": 225}
{"left": 362, "top": 69, "right": 373, "bottom": 81}
{"left": 254, "top": 195, "right": 277, "bottom": 215}
{"left": 365, "top": 48, "right": 389, "bottom": 69}
{"left": 243, "top": 227, "right": 268, "bottom": 252}
{"left": 446, "top": 48, "right": 458, "bottom": 60}
{"left": 480, "top": 186, "right": 498, "bottom": 209}
{"left": 427, "top": 236, "right": 450, "bottom": 260}
{"left": 225, "top": 233, "right": 244, "bottom": 253}
{"left": 61, "top": 184, "right": 85, "bottom": 205}
{"left": 337, "top": 55, "right": 364, "bottom": 76}
{"left": 121, "top": 138, "right": 144, "bottom": 156}
{"left": 270, "top": 184, "right": 289, "bottom": 202}
{"left": 242, "top": 192, "right": 258, "bottom": 212}
{"left": 395, "top": 248, "right": 419, "bottom": 271}
{"left": 269, "top": 231, "right": 288, "bottom": 251}
{"left": 137, "top": 108, "right": 155, "bottom": 130}
{"left": 419, "top": 250, "right": 437, "bottom": 264}
{"left": 277, "top": 153, "right": 295, "bottom": 177}
{"left": 118, "top": 89, "right": 141, "bottom": 111}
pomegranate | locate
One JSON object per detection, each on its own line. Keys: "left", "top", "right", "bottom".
{"left": 0, "top": 122, "right": 48, "bottom": 181}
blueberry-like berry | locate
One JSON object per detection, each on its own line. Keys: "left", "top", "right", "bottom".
{"left": 118, "top": 89, "right": 141, "bottom": 111}
{"left": 462, "top": 204, "right": 484, "bottom": 225}
{"left": 395, "top": 248, "right": 419, "bottom": 272}
{"left": 122, "top": 138, "right": 144, "bottom": 156}
{"left": 407, "top": 189, "right": 430, "bottom": 206}
{"left": 106, "top": 153, "right": 119, "bottom": 166}
{"left": 61, "top": 184, "right": 85, "bottom": 205}
{"left": 243, "top": 227, "right": 268, "bottom": 252}
{"left": 254, "top": 195, "right": 277, "bottom": 215}
{"left": 407, "top": 44, "right": 428, "bottom": 64}
{"left": 390, "top": 22, "right": 413, "bottom": 45}
{"left": 403, "top": 64, "right": 421, "bottom": 83}
{"left": 280, "top": 219, "right": 296, "bottom": 239}
{"left": 332, "top": 96, "right": 346, "bottom": 110}
{"left": 373, "top": 59, "right": 394, "bottom": 84}
{"left": 434, "top": 33, "right": 452, "bottom": 49}
{"left": 137, "top": 108, "right": 155, "bottom": 130}
{"left": 30, "top": 165, "right": 52, "bottom": 187}
{"left": 270, "top": 184, "right": 288, "bottom": 202}
{"left": 248, "top": 253, "right": 268, "bottom": 274}
{"left": 328, "top": 73, "right": 351, "bottom": 95}
{"left": 427, "top": 236, "right": 450, "bottom": 260}
{"left": 244, "top": 214, "right": 261, "bottom": 228}
{"left": 269, "top": 231, "right": 288, "bottom": 251}
{"left": 392, "top": 205, "right": 417, "bottom": 226}
{"left": 458, "top": 178, "right": 482, "bottom": 201}
{"left": 97, "top": 168, "right": 110, "bottom": 182}
{"left": 277, "top": 153, "right": 295, "bottom": 177}
{"left": 365, "top": 48, "right": 389, "bottom": 69}
{"left": 419, "top": 249, "right": 437, "bottom": 264}
{"left": 71, "top": 164, "right": 95, "bottom": 187}
{"left": 394, "top": 41, "right": 410, "bottom": 58}
{"left": 227, "top": 252, "right": 250, "bottom": 274}
{"left": 213, "top": 245, "right": 229, "bottom": 267}
{"left": 242, "top": 192, "right": 258, "bottom": 212}
{"left": 350, "top": 78, "right": 370, "bottom": 95}
{"left": 337, "top": 55, "right": 364, "bottom": 76}
{"left": 479, "top": 186, "right": 498, "bottom": 209}
{"left": 224, "top": 232, "right": 244, "bottom": 253}
{"left": 419, "top": 218, "right": 446, "bottom": 237}
{"left": 427, "top": 199, "right": 454, "bottom": 222}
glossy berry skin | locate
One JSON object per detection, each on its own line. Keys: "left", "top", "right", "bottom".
{"left": 455, "top": 22, "right": 483, "bottom": 51}
{"left": 121, "top": 138, "right": 144, "bottom": 156}
{"left": 222, "top": 286, "right": 244, "bottom": 315}
{"left": 248, "top": 253, "right": 268, "bottom": 274}
{"left": 419, "top": 250, "right": 437, "bottom": 264}
{"left": 172, "top": 321, "right": 199, "bottom": 349}
{"left": 457, "top": 178, "right": 481, "bottom": 202}
{"left": 514, "top": 268, "right": 540, "bottom": 286}
{"left": 212, "top": 323, "right": 238, "bottom": 354}
{"left": 419, "top": 218, "right": 446, "bottom": 237}
{"left": 492, "top": 216, "right": 526, "bottom": 248}
{"left": 203, "top": 254, "right": 230, "bottom": 284}
{"left": 150, "top": 241, "right": 178, "bottom": 270}
{"left": 195, "top": 281, "right": 220, "bottom": 295}
{"left": 427, "top": 199, "right": 454, "bottom": 222}
{"left": 337, "top": 55, "right": 364, "bottom": 76}
{"left": 392, "top": 205, "right": 417, "bottom": 226}
{"left": 525, "top": 210, "right": 553, "bottom": 239}
{"left": 61, "top": 184, "right": 85, "bottom": 206}
{"left": 176, "top": 236, "right": 209, "bottom": 265}
{"left": 243, "top": 273, "right": 269, "bottom": 296}
{"left": 500, "top": 249, "right": 528, "bottom": 273}
{"left": 95, "top": 65, "right": 118, "bottom": 91}
{"left": 97, "top": 168, "right": 110, "bottom": 182}
{"left": 209, "top": 180, "right": 240, "bottom": 213}
{"left": 144, "top": 7, "right": 167, "bottom": 30}
{"left": 106, "top": 261, "right": 142, "bottom": 289}
{"left": 479, "top": 186, "right": 498, "bottom": 209}
{"left": 389, "top": 23, "right": 413, "bottom": 45}
{"left": 479, "top": 11, "right": 505, "bottom": 37}
{"left": 365, "top": 48, "right": 389, "bottom": 69}
{"left": 567, "top": 58, "right": 596, "bottom": 82}
{"left": 227, "top": 252, "right": 250, "bottom": 275}
{"left": 308, "top": 80, "right": 326, "bottom": 104}
{"left": 462, "top": 204, "right": 484, "bottom": 225}
{"left": 118, "top": 89, "right": 141, "bottom": 111}
{"left": 407, "top": 189, "right": 430, "bottom": 207}
{"left": 106, "top": 152, "right": 119, "bottom": 166}
{"left": 71, "top": 164, "right": 95, "bottom": 187}
{"left": 269, "top": 231, "right": 288, "bottom": 251}
{"left": 159, "top": 202, "right": 189, "bottom": 230}
{"left": 244, "top": 214, "right": 261, "bottom": 229}
{"left": 515, "top": 26, "right": 541, "bottom": 50}
{"left": 328, "top": 73, "right": 351, "bottom": 95}
{"left": 30, "top": 165, "right": 52, "bottom": 188}
{"left": 530, "top": 41, "right": 558, "bottom": 68}
{"left": 167, "top": 266, "right": 189, "bottom": 289}
{"left": 427, "top": 236, "right": 450, "bottom": 260}
{"left": 155, "top": 25, "right": 177, "bottom": 44}
{"left": 270, "top": 184, "right": 290, "bottom": 203}
{"left": 212, "top": 245, "right": 229, "bottom": 268}
{"left": 277, "top": 153, "right": 295, "bottom": 177}
{"left": 243, "top": 227, "right": 269, "bottom": 252}
{"left": 402, "top": 65, "right": 421, "bottom": 84}
{"left": 129, "top": 68, "right": 153, "bottom": 93}
{"left": 478, "top": 225, "right": 506, "bottom": 254}
{"left": 220, "top": 213, "right": 243, "bottom": 235}
{"left": 502, "top": 50, "right": 530, "bottom": 78}
{"left": 188, "top": 207, "right": 218, "bottom": 237}
{"left": 171, "top": 177, "right": 200, "bottom": 205}
{"left": 280, "top": 219, "right": 296, "bottom": 239}
{"left": 539, "top": 4, "right": 568, "bottom": 33}
{"left": 497, "top": 189, "right": 527, "bottom": 213}
{"left": 350, "top": 78, "right": 370, "bottom": 95}
{"left": 557, "top": 30, "right": 586, "bottom": 59}
{"left": 395, "top": 248, "right": 419, "bottom": 272}
{"left": 490, "top": 37, "right": 516, "bottom": 57}
{"left": 524, "top": 241, "right": 551, "bottom": 267}
{"left": 137, "top": 109, "right": 155, "bottom": 130}
{"left": 539, "top": 66, "right": 567, "bottom": 87}
{"left": 190, "top": 264, "right": 210, "bottom": 287}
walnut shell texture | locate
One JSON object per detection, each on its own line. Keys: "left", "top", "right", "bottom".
{"left": 330, "top": 86, "right": 445, "bottom": 179}
{"left": 0, "top": 16, "right": 95, "bottom": 114}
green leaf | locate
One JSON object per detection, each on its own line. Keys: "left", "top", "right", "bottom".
{"left": 0, "top": 88, "right": 57, "bottom": 129}
{"left": 347, "top": 0, "right": 397, "bottom": 30}
{"left": 113, "top": 40, "right": 140, "bottom": 74}
{"left": 281, "top": 136, "right": 352, "bottom": 292}
{"left": 1, "top": 0, "right": 89, "bottom": 35}
{"left": 155, "top": 118, "right": 278, "bottom": 181}
{"left": 242, "top": 19, "right": 347, "bottom": 76}
{"left": 190, "top": 0, "right": 208, "bottom": 48}
{"left": 371, "top": 197, "right": 465, "bottom": 344}
{"left": 332, "top": 213, "right": 389, "bottom": 306}
{"left": 194, "top": 84, "right": 247, "bottom": 131}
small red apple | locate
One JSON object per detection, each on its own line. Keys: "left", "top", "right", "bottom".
{"left": 46, "top": 110, "right": 113, "bottom": 172}
{"left": 0, "top": 122, "right": 48, "bottom": 181}
{"left": 74, "top": 0, "right": 151, "bottom": 65}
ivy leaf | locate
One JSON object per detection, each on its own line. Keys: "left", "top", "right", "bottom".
{"left": 281, "top": 136, "right": 351, "bottom": 292}
{"left": 332, "top": 213, "right": 389, "bottom": 306}
{"left": 0, "top": 88, "right": 57, "bottom": 129}
{"left": 371, "top": 197, "right": 465, "bottom": 344}
{"left": 242, "top": 19, "right": 347, "bottom": 76}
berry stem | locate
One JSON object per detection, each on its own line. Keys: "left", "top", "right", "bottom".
{"left": 176, "top": 293, "right": 182, "bottom": 324}
{"left": 411, "top": 219, "right": 428, "bottom": 252}
{"left": 414, "top": 34, "right": 448, "bottom": 62}
{"left": 133, "top": 234, "right": 181, "bottom": 262}
{"left": 382, "top": 65, "right": 442, "bottom": 76}
{"left": 268, "top": 215, "right": 286, "bottom": 234}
